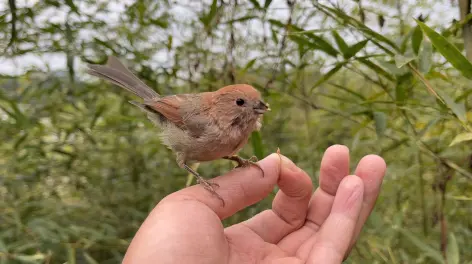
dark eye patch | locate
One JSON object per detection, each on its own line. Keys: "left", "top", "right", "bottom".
{"left": 236, "top": 98, "right": 245, "bottom": 106}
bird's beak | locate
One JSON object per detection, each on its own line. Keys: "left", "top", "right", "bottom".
{"left": 254, "top": 101, "right": 270, "bottom": 114}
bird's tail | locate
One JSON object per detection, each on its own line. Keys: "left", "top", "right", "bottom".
{"left": 87, "top": 56, "right": 160, "bottom": 100}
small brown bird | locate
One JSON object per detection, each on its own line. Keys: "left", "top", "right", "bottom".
{"left": 87, "top": 56, "right": 270, "bottom": 205}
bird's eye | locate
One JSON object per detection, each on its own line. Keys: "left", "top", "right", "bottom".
{"left": 236, "top": 98, "right": 245, "bottom": 106}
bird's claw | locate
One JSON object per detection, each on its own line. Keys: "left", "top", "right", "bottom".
{"left": 196, "top": 178, "right": 225, "bottom": 206}
{"left": 196, "top": 177, "right": 220, "bottom": 189}
{"left": 224, "top": 155, "right": 264, "bottom": 177}
{"left": 184, "top": 164, "right": 225, "bottom": 206}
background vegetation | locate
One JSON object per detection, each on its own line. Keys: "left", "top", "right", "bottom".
{"left": 1, "top": 0, "right": 471, "bottom": 263}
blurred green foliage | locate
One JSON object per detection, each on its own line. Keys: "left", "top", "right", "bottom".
{"left": 1, "top": 0, "right": 471, "bottom": 263}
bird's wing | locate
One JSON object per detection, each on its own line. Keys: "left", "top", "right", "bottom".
{"left": 144, "top": 94, "right": 193, "bottom": 129}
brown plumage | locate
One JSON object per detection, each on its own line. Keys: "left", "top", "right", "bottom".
{"left": 87, "top": 56, "right": 270, "bottom": 206}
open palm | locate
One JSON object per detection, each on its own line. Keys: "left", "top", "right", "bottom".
{"left": 123, "top": 145, "right": 386, "bottom": 264}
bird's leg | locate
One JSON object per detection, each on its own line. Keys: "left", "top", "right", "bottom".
{"left": 222, "top": 155, "right": 264, "bottom": 177}
{"left": 183, "top": 164, "right": 225, "bottom": 206}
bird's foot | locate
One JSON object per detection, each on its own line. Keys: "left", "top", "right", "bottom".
{"left": 183, "top": 164, "right": 224, "bottom": 206}
{"left": 223, "top": 155, "right": 264, "bottom": 177}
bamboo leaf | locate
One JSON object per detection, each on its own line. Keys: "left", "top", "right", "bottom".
{"left": 251, "top": 131, "right": 264, "bottom": 159}
{"left": 225, "top": 15, "right": 258, "bottom": 24}
{"left": 358, "top": 58, "right": 395, "bottom": 81}
{"left": 209, "top": 0, "right": 218, "bottom": 23}
{"left": 83, "top": 252, "right": 100, "bottom": 264}
{"left": 268, "top": 19, "right": 285, "bottom": 28}
{"left": 289, "top": 35, "right": 320, "bottom": 50}
{"left": 200, "top": 0, "right": 218, "bottom": 28}
{"left": 302, "top": 33, "right": 339, "bottom": 57}
{"left": 419, "top": 39, "right": 433, "bottom": 74}
{"left": 449, "top": 132, "right": 472, "bottom": 146}
{"left": 332, "top": 30, "right": 348, "bottom": 54}
{"left": 315, "top": 3, "right": 398, "bottom": 52}
{"left": 412, "top": 25, "right": 423, "bottom": 54}
{"left": 344, "top": 40, "right": 368, "bottom": 59}
{"left": 395, "top": 54, "right": 416, "bottom": 68}
{"left": 328, "top": 82, "right": 365, "bottom": 100}
{"left": 395, "top": 73, "right": 414, "bottom": 105}
{"left": 446, "top": 233, "right": 459, "bottom": 264}
{"left": 311, "top": 62, "right": 346, "bottom": 92}
{"left": 244, "top": 58, "right": 257, "bottom": 71}
{"left": 264, "top": 0, "right": 273, "bottom": 9}
{"left": 436, "top": 89, "right": 467, "bottom": 123}
{"left": 249, "top": 0, "right": 262, "bottom": 9}
{"left": 396, "top": 227, "right": 445, "bottom": 264}
{"left": 67, "top": 243, "right": 76, "bottom": 264}
{"left": 416, "top": 20, "right": 472, "bottom": 79}
{"left": 373, "top": 111, "right": 387, "bottom": 138}
{"left": 12, "top": 253, "right": 46, "bottom": 263}
{"left": 65, "top": 0, "right": 79, "bottom": 14}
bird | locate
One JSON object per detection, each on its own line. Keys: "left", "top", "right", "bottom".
{"left": 87, "top": 56, "right": 270, "bottom": 205}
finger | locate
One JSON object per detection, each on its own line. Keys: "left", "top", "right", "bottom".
{"left": 163, "top": 153, "right": 281, "bottom": 220}
{"left": 278, "top": 145, "right": 349, "bottom": 254}
{"left": 307, "top": 176, "right": 364, "bottom": 264}
{"left": 308, "top": 144, "right": 351, "bottom": 227}
{"left": 229, "top": 155, "right": 313, "bottom": 243}
{"left": 345, "top": 154, "right": 386, "bottom": 256}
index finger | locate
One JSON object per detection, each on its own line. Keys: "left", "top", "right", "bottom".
{"left": 162, "top": 153, "right": 282, "bottom": 219}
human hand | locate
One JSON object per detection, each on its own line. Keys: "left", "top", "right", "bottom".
{"left": 123, "top": 145, "right": 386, "bottom": 264}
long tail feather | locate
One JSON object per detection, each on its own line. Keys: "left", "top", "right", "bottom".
{"left": 87, "top": 56, "right": 160, "bottom": 100}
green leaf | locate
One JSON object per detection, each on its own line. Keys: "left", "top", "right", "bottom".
{"left": 244, "top": 58, "right": 257, "bottom": 71}
{"left": 271, "top": 28, "right": 279, "bottom": 44}
{"left": 200, "top": 0, "right": 218, "bottom": 28}
{"left": 373, "top": 111, "right": 387, "bottom": 137}
{"left": 358, "top": 58, "right": 395, "bottom": 81}
{"left": 264, "top": 0, "right": 273, "bottom": 9}
{"left": 209, "top": 0, "right": 218, "bottom": 22}
{"left": 344, "top": 40, "right": 368, "bottom": 59}
{"left": 289, "top": 35, "right": 319, "bottom": 50}
{"left": 251, "top": 131, "right": 264, "bottom": 159}
{"left": 416, "top": 20, "right": 472, "bottom": 79}
{"left": 302, "top": 33, "right": 339, "bottom": 57}
{"left": 12, "top": 253, "right": 46, "bottom": 263}
{"left": 328, "top": 83, "right": 366, "bottom": 100}
{"left": 412, "top": 25, "right": 423, "bottom": 54}
{"left": 396, "top": 227, "right": 445, "bottom": 264}
{"left": 332, "top": 30, "right": 348, "bottom": 54}
{"left": 167, "top": 35, "right": 173, "bottom": 50}
{"left": 0, "top": 238, "right": 6, "bottom": 252}
{"left": 65, "top": 0, "right": 79, "bottom": 14}
{"left": 225, "top": 15, "right": 258, "bottom": 24}
{"left": 376, "top": 59, "right": 409, "bottom": 76}
{"left": 449, "top": 132, "right": 472, "bottom": 146}
{"left": 311, "top": 62, "right": 346, "bottom": 92}
{"left": 67, "top": 243, "right": 76, "bottom": 264}
{"left": 150, "top": 18, "right": 169, "bottom": 28}
{"left": 446, "top": 233, "right": 459, "bottom": 264}
{"left": 315, "top": 3, "right": 398, "bottom": 53}
{"left": 268, "top": 19, "right": 285, "bottom": 28}
{"left": 395, "top": 73, "right": 414, "bottom": 105}
{"left": 436, "top": 89, "right": 467, "bottom": 123}
{"left": 419, "top": 39, "right": 433, "bottom": 74}
{"left": 249, "top": 0, "right": 262, "bottom": 9}
{"left": 418, "top": 117, "right": 440, "bottom": 138}
{"left": 394, "top": 54, "right": 416, "bottom": 68}
{"left": 83, "top": 252, "right": 100, "bottom": 264}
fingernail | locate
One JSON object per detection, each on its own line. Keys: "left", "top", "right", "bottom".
{"left": 281, "top": 155, "right": 300, "bottom": 173}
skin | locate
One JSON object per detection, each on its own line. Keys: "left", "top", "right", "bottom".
{"left": 122, "top": 145, "right": 387, "bottom": 264}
